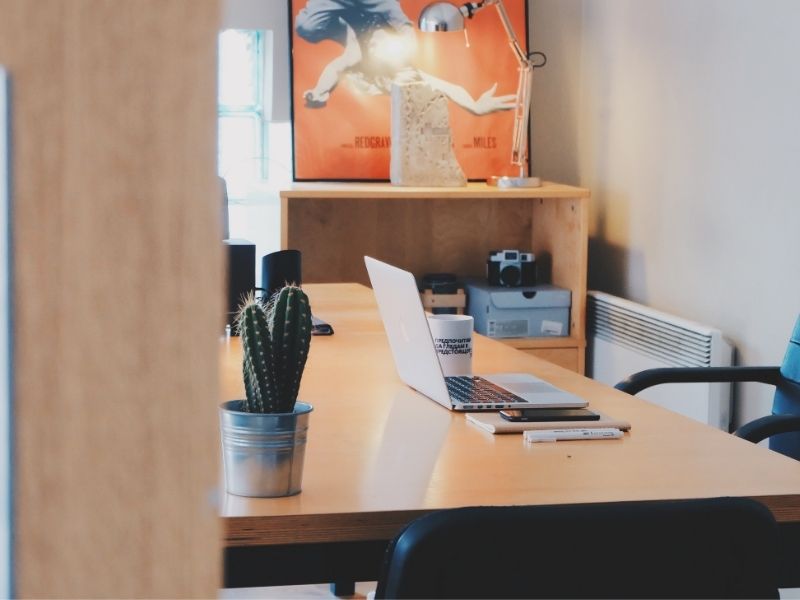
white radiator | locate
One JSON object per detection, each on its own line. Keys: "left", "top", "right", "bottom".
{"left": 587, "top": 291, "right": 733, "bottom": 430}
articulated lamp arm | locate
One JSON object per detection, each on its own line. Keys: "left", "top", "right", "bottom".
{"left": 462, "top": 0, "right": 534, "bottom": 173}
{"left": 419, "top": 0, "right": 544, "bottom": 185}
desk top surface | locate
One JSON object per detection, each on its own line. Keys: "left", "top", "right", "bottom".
{"left": 220, "top": 284, "right": 800, "bottom": 547}
{"left": 280, "top": 181, "right": 591, "bottom": 199}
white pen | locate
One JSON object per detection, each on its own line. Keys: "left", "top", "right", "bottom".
{"left": 524, "top": 428, "right": 624, "bottom": 443}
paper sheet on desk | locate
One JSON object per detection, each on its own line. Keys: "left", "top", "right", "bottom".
{"left": 467, "top": 411, "right": 631, "bottom": 434}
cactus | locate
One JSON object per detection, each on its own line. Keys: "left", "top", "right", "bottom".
{"left": 236, "top": 286, "right": 312, "bottom": 413}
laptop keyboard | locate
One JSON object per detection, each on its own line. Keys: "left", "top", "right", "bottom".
{"left": 445, "top": 376, "right": 524, "bottom": 406}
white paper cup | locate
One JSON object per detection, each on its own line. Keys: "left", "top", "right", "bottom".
{"left": 427, "top": 314, "right": 473, "bottom": 376}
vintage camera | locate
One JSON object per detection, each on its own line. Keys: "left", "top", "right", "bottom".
{"left": 486, "top": 249, "right": 536, "bottom": 287}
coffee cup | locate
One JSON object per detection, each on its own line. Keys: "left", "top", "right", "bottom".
{"left": 426, "top": 314, "right": 473, "bottom": 376}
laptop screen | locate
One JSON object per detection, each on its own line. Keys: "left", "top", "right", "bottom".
{"left": 364, "top": 256, "right": 451, "bottom": 407}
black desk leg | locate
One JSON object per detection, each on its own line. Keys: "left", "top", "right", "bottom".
{"left": 330, "top": 581, "right": 356, "bottom": 597}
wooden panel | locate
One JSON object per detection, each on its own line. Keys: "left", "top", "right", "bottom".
{"left": 500, "top": 336, "right": 584, "bottom": 372}
{"left": 286, "top": 197, "right": 533, "bottom": 285}
{"left": 519, "top": 347, "right": 579, "bottom": 372}
{"left": 531, "top": 196, "right": 590, "bottom": 357}
{"left": 282, "top": 184, "right": 591, "bottom": 374}
{"left": 0, "top": 1, "right": 222, "bottom": 597}
{"left": 281, "top": 181, "right": 591, "bottom": 199}
{"left": 501, "top": 336, "right": 581, "bottom": 350}
{"left": 221, "top": 285, "right": 800, "bottom": 547}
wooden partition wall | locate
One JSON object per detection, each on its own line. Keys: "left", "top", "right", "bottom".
{"left": 0, "top": 1, "right": 222, "bottom": 597}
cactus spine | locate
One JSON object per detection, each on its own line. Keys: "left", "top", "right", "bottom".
{"left": 237, "top": 286, "right": 312, "bottom": 413}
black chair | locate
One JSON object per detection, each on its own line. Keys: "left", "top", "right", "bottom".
{"left": 375, "top": 498, "right": 779, "bottom": 599}
{"left": 615, "top": 315, "right": 800, "bottom": 460}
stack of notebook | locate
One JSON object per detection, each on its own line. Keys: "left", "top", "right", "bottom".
{"left": 466, "top": 411, "right": 631, "bottom": 435}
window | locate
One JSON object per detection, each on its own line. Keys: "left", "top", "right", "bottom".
{"left": 217, "top": 27, "right": 287, "bottom": 265}
{"left": 218, "top": 29, "right": 267, "bottom": 184}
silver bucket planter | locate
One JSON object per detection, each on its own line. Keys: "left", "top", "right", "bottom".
{"left": 219, "top": 400, "right": 313, "bottom": 497}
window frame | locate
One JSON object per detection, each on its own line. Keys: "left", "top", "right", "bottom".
{"left": 218, "top": 29, "right": 268, "bottom": 182}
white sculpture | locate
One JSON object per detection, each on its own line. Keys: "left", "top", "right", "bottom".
{"left": 390, "top": 81, "right": 466, "bottom": 187}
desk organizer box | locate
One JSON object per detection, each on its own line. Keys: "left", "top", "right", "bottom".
{"left": 464, "top": 279, "right": 571, "bottom": 339}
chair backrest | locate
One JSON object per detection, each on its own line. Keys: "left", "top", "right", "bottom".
{"left": 771, "top": 315, "right": 800, "bottom": 457}
{"left": 375, "top": 498, "right": 779, "bottom": 599}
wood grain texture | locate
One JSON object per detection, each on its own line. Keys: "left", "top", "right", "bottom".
{"left": 221, "top": 284, "right": 800, "bottom": 547}
{"left": 281, "top": 181, "right": 591, "bottom": 199}
{"left": 500, "top": 336, "right": 583, "bottom": 349}
{"left": 280, "top": 184, "right": 590, "bottom": 373}
{"left": 501, "top": 337, "right": 585, "bottom": 372}
{"left": 531, "top": 196, "right": 590, "bottom": 372}
{"left": 518, "top": 347, "right": 579, "bottom": 372}
{"left": 0, "top": 1, "right": 222, "bottom": 597}
{"left": 285, "top": 197, "right": 533, "bottom": 285}
{"left": 225, "top": 511, "right": 430, "bottom": 547}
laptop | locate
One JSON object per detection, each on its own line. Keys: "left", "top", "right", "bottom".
{"left": 364, "top": 256, "right": 589, "bottom": 411}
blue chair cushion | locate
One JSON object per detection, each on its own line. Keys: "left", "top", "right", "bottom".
{"left": 770, "top": 316, "right": 800, "bottom": 459}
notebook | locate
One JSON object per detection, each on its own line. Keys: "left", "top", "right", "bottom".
{"left": 466, "top": 411, "right": 631, "bottom": 434}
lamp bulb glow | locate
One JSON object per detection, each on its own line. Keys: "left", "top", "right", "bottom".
{"left": 368, "top": 30, "right": 416, "bottom": 70}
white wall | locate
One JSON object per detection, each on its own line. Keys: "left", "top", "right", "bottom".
{"left": 531, "top": 0, "right": 800, "bottom": 427}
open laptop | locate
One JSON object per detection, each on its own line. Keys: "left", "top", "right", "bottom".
{"left": 364, "top": 256, "right": 589, "bottom": 411}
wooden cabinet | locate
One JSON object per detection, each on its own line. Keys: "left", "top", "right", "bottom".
{"left": 502, "top": 340, "right": 582, "bottom": 373}
{"left": 280, "top": 182, "right": 590, "bottom": 373}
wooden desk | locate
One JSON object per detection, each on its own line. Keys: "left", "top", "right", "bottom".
{"left": 221, "top": 284, "right": 800, "bottom": 588}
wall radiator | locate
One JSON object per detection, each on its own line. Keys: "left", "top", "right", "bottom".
{"left": 587, "top": 291, "right": 733, "bottom": 430}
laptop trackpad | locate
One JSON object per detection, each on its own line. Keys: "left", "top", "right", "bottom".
{"left": 502, "top": 381, "right": 560, "bottom": 395}
{"left": 483, "top": 373, "right": 588, "bottom": 407}
{"left": 483, "top": 373, "right": 547, "bottom": 391}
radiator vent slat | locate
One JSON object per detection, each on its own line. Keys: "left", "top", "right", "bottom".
{"left": 592, "top": 302, "right": 711, "bottom": 344}
{"left": 592, "top": 306, "right": 713, "bottom": 349}
{"left": 587, "top": 291, "right": 733, "bottom": 430}
{"left": 592, "top": 311, "right": 711, "bottom": 366}
{"left": 592, "top": 312, "right": 711, "bottom": 358}
{"left": 589, "top": 295, "right": 714, "bottom": 367}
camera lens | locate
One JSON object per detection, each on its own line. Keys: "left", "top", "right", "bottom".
{"left": 500, "top": 265, "right": 521, "bottom": 286}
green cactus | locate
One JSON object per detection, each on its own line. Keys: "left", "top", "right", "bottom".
{"left": 236, "top": 286, "right": 312, "bottom": 413}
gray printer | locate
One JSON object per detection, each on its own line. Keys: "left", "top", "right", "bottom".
{"left": 464, "top": 279, "right": 571, "bottom": 339}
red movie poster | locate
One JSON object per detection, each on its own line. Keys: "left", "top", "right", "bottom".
{"left": 290, "top": 0, "right": 529, "bottom": 181}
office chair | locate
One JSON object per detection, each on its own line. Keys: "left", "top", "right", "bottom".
{"left": 615, "top": 314, "right": 800, "bottom": 460}
{"left": 375, "top": 498, "right": 779, "bottom": 599}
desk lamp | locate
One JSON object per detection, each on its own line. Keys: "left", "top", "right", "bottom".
{"left": 418, "top": 1, "right": 544, "bottom": 188}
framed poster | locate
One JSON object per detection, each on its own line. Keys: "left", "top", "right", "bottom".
{"left": 289, "top": 0, "right": 529, "bottom": 181}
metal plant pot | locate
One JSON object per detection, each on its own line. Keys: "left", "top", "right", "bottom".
{"left": 219, "top": 400, "right": 313, "bottom": 497}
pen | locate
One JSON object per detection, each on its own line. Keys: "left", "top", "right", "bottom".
{"left": 524, "top": 428, "right": 624, "bottom": 443}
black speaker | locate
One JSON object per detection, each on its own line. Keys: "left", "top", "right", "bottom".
{"left": 224, "top": 239, "right": 255, "bottom": 331}
{"left": 261, "top": 250, "right": 302, "bottom": 301}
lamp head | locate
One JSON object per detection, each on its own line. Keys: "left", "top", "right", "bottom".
{"left": 418, "top": 2, "right": 466, "bottom": 32}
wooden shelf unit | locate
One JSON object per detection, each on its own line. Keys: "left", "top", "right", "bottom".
{"left": 280, "top": 182, "right": 590, "bottom": 373}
